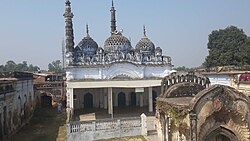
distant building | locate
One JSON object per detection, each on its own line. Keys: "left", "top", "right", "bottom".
{"left": 33, "top": 72, "right": 65, "bottom": 108}
{"left": 201, "top": 71, "right": 250, "bottom": 96}
{"left": 0, "top": 72, "right": 35, "bottom": 140}
{"left": 63, "top": 0, "right": 173, "bottom": 122}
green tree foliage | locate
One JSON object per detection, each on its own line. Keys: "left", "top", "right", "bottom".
{"left": 204, "top": 26, "right": 250, "bottom": 67}
{"left": 48, "top": 60, "right": 64, "bottom": 73}
{"left": 173, "top": 66, "right": 193, "bottom": 72}
{"left": 0, "top": 60, "right": 40, "bottom": 72}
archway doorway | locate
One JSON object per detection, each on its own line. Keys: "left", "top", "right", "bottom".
{"left": 130, "top": 92, "right": 136, "bottom": 106}
{"left": 118, "top": 92, "right": 126, "bottom": 107}
{"left": 84, "top": 93, "right": 93, "bottom": 108}
{"left": 152, "top": 91, "right": 157, "bottom": 111}
{"left": 41, "top": 94, "right": 52, "bottom": 107}
{"left": 204, "top": 127, "right": 238, "bottom": 141}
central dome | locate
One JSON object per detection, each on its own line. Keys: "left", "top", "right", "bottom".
{"left": 104, "top": 32, "right": 132, "bottom": 53}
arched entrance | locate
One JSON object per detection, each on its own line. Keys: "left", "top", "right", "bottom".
{"left": 204, "top": 126, "right": 238, "bottom": 141}
{"left": 84, "top": 93, "right": 93, "bottom": 108}
{"left": 118, "top": 92, "right": 126, "bottom": 107}
{"left": 130, "top": 92, "right": 136, "bottom": 106}
{"left": 152, "top": 91, "right": 157, "bottom": 110}
{"left": 41, "top": 93, "right": 52, "bottom": 107}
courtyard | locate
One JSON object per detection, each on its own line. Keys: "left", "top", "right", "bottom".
{"left": 10, "top": 106, "right": 156, "bottom": 141}
{"left": 11, "top": 107, "right": 67, "bottom": 141}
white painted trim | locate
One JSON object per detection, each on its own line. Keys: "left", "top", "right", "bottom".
{"left": 67, "top": 80, "right": 161, "bottom": 88}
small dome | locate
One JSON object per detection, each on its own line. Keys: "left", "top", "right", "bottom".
{"left": 156, "top": 47, "right": 162, "bottom": 51}
{"left": 97, "top": 47, "right": 104, "bottom": 54}
{"left": 77, "top": 36, "right": 98, "bottom": 56}
{"left": 135, "top": 26, "right": 155, "bottom": 54}
{"left": 104, "top": 32, "right": 132, "bottom": 53}
{"left": 135, "top": 36, "right": 155, "bottom": 54}
{"left": 155, "top": 47, "right": 162, "bottom": 56}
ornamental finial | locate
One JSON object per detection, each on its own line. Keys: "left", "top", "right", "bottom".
{"left": 86, "top": 24, "right": 90, "bottom": 37}
{"left": 143, "top": 25, "right": 146, "bottom": 36}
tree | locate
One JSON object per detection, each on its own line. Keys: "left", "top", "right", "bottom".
{"left": 173, "top": 66, "right": 192, "bottom": 72}
{"left": 48, "top": 60, "right": 64, "bottom": 73}
{"left": 0, "top": 60, "right": 40, "bottom": 72}
{"left": 203, "top": 26, "right": 249, "bottom": 67}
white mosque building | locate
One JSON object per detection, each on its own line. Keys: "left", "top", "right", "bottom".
{"left": 63, "top": 0, "right": 173, "bottom": 119}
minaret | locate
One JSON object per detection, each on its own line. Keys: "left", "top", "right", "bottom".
{"left": 62, "top": 38, "right": 65, "bottom": 68}
{"left": 110, "top": 0, "right": 117, "bottom": 35}
{"left": 63, "top": 0, "right": 74, "bottom": 53}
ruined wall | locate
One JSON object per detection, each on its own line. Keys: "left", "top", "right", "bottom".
{"left": 0, "top": 78, "right": 35, "bottom": 140}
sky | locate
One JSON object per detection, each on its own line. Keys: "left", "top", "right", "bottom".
{"left": 0, "top": 0, "right": 250, "bottom": 69}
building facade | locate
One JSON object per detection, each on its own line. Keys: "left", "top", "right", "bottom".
{"left": 0, "top": 72, "right": 35, "bottom": 140}
{"left": 156, "top": 72, "right": 250, "bottom": 141}
{"left": 63, "top": 0, "right": 173, "bottom": 121}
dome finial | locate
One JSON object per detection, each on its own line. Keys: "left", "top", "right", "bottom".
{"left": 86, "top": 23, "right": 90, "bottom": 37}
{"left": 143, "top": 25, "right": 146, "bottom": 37}
{"left": 112, "top": 0, "right": 114, "bottom": 7}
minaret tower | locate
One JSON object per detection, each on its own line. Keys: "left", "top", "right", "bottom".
{"left": 110, "top": 0, "right": 117, "bottom": 35}
{"left": 63, "top": 0, "right": 75, "bottom": 53}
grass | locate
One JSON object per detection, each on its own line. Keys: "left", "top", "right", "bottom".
{"left": 11, "top": 107, "right": 66, "bottom": 141}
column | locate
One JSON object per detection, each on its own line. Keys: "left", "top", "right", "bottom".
{"left": 126, "top": 93, "right": 129, "bottom": 106}
{"left": 190, "top": 112, "right": 197, "bottom": 141}
{"left": 66, "top": 88, "right": 74, "bottom": 122}
{"left": 108, "top": 87, "right": 113, "bottom": 115}
{"left": 148, "top": 87, "right": 153, "bottom": 112}
{"left": 140, "top": 93, "right": 143, "bottom": 107}
{"left": 104, "top": 88, "right": 107, "bottom": 109}
{"left": 100, "top": 89, "right": 104, "bottom": 108}
{"left": 114, "top": 92, "right": 118, "bottom": 107}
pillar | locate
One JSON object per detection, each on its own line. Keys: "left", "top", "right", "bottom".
{"left": 108, "top": 87, "right": 113, "bottom": 115}
{"left": 66, "top": 88, "right": 74, "bottom": 122}
{"left": 148, "top": 87, "right": 153, "bottom": 112}
{"left": 140, "top": 93, "right": 143, "bottom": 107}
{"left": 126, "top": 92, "right": 129, "bottom": 106}
{"left": 114, "top": 92, "right": 118, "bottom": 107}
{"left": 100, "top": 89, "right": 104, "bottom": 108}
{"left": 190, "top": 112, "right": 197, "bottom": 141}
{"left": 104, "top": 88, "right": 108, "bottom": 109}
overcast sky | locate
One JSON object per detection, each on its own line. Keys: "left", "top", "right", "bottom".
{"left": 0, "top": 0, "right": 250, "bottom": 69}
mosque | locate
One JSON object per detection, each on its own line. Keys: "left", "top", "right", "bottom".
{"left": 63, "top": 0, "right": 173, "bottom": 119}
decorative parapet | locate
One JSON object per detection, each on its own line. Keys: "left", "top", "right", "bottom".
{"left": 69, "top": 50, "right": 172, "bottom": 67}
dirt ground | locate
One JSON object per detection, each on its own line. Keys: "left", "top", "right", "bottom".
{"left": 11, "top": 107, "right": 67, "bottom": 141}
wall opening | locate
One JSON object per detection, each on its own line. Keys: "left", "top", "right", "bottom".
{"left": 204, "top": 126, "right": 238, "bottom": 141}
{"left": 84, "top": 93, "right": 93, "bottom": 108}
{"left": 152, "top": 91, "right": 157, "bottom": 111}
{"left": 41, "top": 94, "right": 52, "bottom": 107}
{"left": 130, "top": 92, "right": 136, "bottom": 106}
{"left": 118, "top": 92, "right": 126, "bottom": 107}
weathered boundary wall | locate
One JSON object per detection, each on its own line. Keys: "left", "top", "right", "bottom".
{"left": 67, "top": 114, "right": 147, "bottom": 141}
